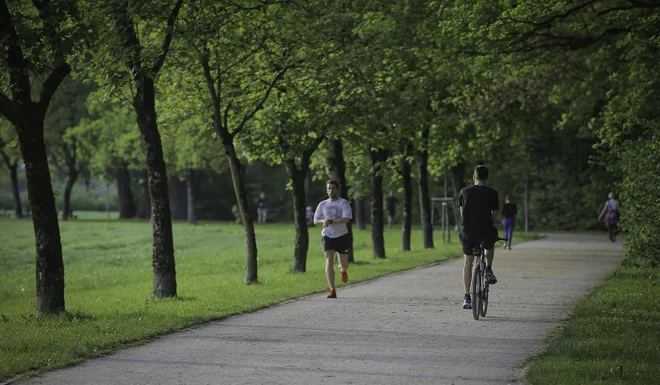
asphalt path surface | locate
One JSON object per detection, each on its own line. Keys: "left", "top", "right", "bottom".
{"left": 17, "top": 233, "right": 625, "bottom": 385}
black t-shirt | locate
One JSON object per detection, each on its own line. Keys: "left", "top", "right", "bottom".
{"left": 458, "top": 185, "right": 499, "bottom": 239}
{"left": 257, "top": 198, "right": 267, "bottom": 209}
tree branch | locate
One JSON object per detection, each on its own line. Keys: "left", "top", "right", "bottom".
{"left": 152, "top": 0, "right": 184, "bottom": 74}
{"left": 37, "top": 63, "right": 71, "bottom": 119}
{"left": 232, "top": 67, "right": 290, "bottom": 139}
{"left": 115, "top": 1, "right": 142, "bottom": 79}
{"left": 0, "top": 0, "right": 31, "bottom": 107}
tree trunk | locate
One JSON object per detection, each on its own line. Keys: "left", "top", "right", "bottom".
{"left": 286, "top": 159, "right": 310, "bottom": 273}
{"left": 134, "top": 76, "right": 176, "bottom": 298}
{"left": 327, "top": 139, "right": 354, "bottom": 262}
{"left": 137, "top": 170, "right": 151, "bottom": 219}
{"left": 370, "top": 149, "right": 387, "bottom": 259}
{"left": 225, "top": 147, "right": 259, "bottom": 283}
{"left": 401, "top": 142, "right": 413, "bottom": 251}
{"left": 61, "top": 166, "right": 78, "bottom": 221}
{"left": 117, "top": 165, "right": 137, "bottom": 219}
{"left": 169, "top": 175, "right": 187, "bottom": 220}
{"left": 1, "top": 0, "right": 71, "bottom": 314}
{"left": 9, "top": 163, "right": 23, "bottom": 219}
{"left": 419, "top": 127, "right": 434, "bottom": 249}
{"left": 17, "top": 116, "right": 65, "bottom": 314}
{"left": 186, "top": 168, "right": 197, "bottom": 224}
{"left": 355, "top": 198, "right": 367, "bottom": 230}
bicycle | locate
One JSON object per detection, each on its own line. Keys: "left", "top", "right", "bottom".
{"left": 471, "top": 237, "right": 507, "bottom": 320}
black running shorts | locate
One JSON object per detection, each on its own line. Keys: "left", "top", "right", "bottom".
{"left": 322, "top": 233, "right": 351, "bottom": 254}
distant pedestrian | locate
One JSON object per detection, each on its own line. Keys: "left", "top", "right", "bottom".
{"left": 501, "top": 196, "right": 517, "bottom": 250}
{"left": 256, "top": 192, "right": 267, "bottom": 224}
{"left": 314, "top": 180, "right": 352, "bottom": 298}
{"left": 598, "top": 192, "right": 620, "bottom": 242}
{"left": 1, "top": 206, "right": 6, "bottom": 218}
{"left": 385, "top": 191, "right": 399, "bottom": 229}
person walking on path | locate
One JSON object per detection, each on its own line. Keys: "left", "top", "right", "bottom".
{"left": 458, "top": 165, "right": 500, "bottom": 310}
{"left": 314, "top": 180, "right": 352, "bottom": 298}
{"left": 256, "top": 192, "right": 267, "bottom": 224}
{"left": 598, "top": 192, "right": 621, "bottom": 242}
{"left": 385, "top": 191, "right": 399, "bottom": 229}
{"left": 501, "top": 196, "right": 517, "bottom": 250}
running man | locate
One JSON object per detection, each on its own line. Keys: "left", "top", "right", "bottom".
{"left": 314, "top": 180, "right": 352, "bottom": 298}
{"left": 458, "top": 165, "right": 500, "bottom": 309}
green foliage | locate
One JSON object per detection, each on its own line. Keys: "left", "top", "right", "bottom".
{"left": 617, "top": 137, "right": 660, "bottom": 266}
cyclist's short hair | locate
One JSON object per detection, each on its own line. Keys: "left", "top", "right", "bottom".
{"left": 326, "top": 180, "right": 340, "bottom": 189}
{"left": 474, "top": 165, "right": 489, "bottom": 181}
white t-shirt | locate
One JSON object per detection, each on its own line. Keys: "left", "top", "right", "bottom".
{"left": 606, "top": 199, "right": 620, "bottom": 211}
{"left": 314, "top": 198, "right": 352, "bottom": 238}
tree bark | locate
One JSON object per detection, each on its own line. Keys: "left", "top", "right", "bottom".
{"left": 117, "top": 165, "right": 137, "bottom": 219}
{"left": 61, "top": 166, "right": 78, "bottom": 221}
{"left": 370, "top": 149, "right": 387, "bottom": 259}
{"left": 134, "top": 76, "right": 177, "bottom": 298}
{"left": 186, "top": 168, "right": 197, "bottom": 224}
{"left": 355, "top": 198, "right": 367, "bottom": 230}
{"left": 419, "top": 127, "right": 434, "bottom": 249}
{"left": 327, "top": 139, "right": 354, "bottom": 262}
{"left": 401, "top": 141, "right": 413, "bottom": 251}
{"left": 285, "top": 159, "right": 310, "bottom": 273}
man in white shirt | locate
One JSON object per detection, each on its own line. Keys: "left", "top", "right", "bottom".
{"left": 314, "top": 180, "right": 352, "bottom": 298}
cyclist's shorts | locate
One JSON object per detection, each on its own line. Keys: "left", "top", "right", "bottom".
{"left": 460, "top": 228, "right": 498, "bottom": 255}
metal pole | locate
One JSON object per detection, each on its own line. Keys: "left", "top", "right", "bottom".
{"left": 441, "top": 203, "right": 446, "bottom": 243}
{"left": 446, "top": 206, "right": 451, "bottom": 243}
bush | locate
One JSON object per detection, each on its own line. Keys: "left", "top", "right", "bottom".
{"left": 619, "top": 136, "right": 660, "bottom": 266}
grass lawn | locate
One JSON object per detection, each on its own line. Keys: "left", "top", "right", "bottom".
{"left": 0, "top": 214, "right": 536, "bottom": 381}
{"left": 526, "top": 264, "right": 660, "bottom": 385}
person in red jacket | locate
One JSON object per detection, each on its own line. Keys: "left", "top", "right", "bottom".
{"left": 501, "top": 196, "right": 517, "bottom": 250}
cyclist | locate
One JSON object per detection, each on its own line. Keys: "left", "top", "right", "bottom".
{"left": 458, "top": 165, "right": 500, "bottom": 309}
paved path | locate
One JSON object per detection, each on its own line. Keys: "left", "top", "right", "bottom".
{"left": 18, "top": 234, "right": 624, "bottom": 385}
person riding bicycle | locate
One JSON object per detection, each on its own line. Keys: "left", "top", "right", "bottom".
{"left": 458, "top": 165, "right": 500, "bottom": 310}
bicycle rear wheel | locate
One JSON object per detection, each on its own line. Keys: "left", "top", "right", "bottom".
{"left": 480, "top": 281, "right": 489, "bottom": 317}
{"left": 472, "top": 263, "right": 481, "bottom": 320}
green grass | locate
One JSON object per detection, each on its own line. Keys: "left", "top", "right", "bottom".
{"left": 526, "top": 266, "right": 660, "bottom": 385}
{"left": 0, "top": 215, "right": 536, "bottom": 381}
